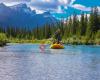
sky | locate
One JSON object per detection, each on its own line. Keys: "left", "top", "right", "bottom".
{"left": 0, "top": 0, "right": 100, "bottom": 18}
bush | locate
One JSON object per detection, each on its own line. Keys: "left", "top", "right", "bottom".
{"left": 95, "top": 30, "right": 100, "bottom": 44}
{"left": 0, "top": 33, "right": 7, "bottom": 46}
{"left": 96, "top": 30, "right": 100, "bottom": 39}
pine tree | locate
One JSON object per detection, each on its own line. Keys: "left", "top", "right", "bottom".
{"left": 84, "top": 14, "right": 88, "bottom": 36}
{"left": 80, "top": 13, "right": 85, "bottom": 36}
{"left": 72, "top": 13, "right": 78, "bottom": 35}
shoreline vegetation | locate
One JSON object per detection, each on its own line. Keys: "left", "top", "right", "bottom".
{"left": 0, "top": 33, "right": 7, "bottom": 46}
{"left": 0, "top": 7, "right": 100, "bottom": 46}
{"left": 0, "top": 33, "right": 100, "bottom": 46}
{"left": 0, "top": 37, "right": 100, "bottom": 46}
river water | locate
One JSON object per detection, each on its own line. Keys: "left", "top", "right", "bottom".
{"left": 0, "top": 44, "right": 100, "bottom": 80}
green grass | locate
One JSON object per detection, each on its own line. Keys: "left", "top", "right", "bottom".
{"left": 0, "top": 33, "right": 7, "bottom": 46}
{"left": 7, "top": 36, "right": 100, "bottom": 45}
{"left": 62, "top": 36, "right": 100, "bottom": 45}
{"left": 0, "top": 33, "right": 99, "bottom": 46}
{"left": 8, "top": 38, "right": 52, "bottom": 44}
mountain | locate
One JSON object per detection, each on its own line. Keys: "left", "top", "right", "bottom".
{"left": 10, "top": 3, "right": 36, "bottom": 15}
{"left": 0, "top": 3, "right": 58, "bottom": 29}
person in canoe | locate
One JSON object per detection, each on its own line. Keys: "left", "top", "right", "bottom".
{"left": 50, "top": 29, "right": 64, "bottom": 49}
{"left": 53, "top": 28, "right": 62, "bottom": 44}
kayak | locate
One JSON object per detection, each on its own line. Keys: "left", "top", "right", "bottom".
{"left": 50, "top": 44, "right": 64, "bottom": 49}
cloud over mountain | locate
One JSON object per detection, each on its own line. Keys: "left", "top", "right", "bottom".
{"left": 0, "top": 0, "right": 30, "bottom": 2}
{"left": 0, "top": 0, "right": 100, "bottom": 19}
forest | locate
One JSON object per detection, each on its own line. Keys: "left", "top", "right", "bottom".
{"left": 0, "top": 7, "right": 100, "bottom": 46}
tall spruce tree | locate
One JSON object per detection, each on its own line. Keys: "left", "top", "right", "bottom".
{"left": 72, "top": 13, "right": 78, "bottom": 35}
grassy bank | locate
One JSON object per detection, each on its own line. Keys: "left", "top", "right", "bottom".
{"left": 63, "top": 37, "right": 100, "bottom": 45}
{"left": 8, "top": 38, "right": 51, "bottom": 44}
{"left": 8, "top": 37, "right": 100, "bottom": 45}
{"left": 0, "top": 33, "right": 7, "bottom": 46}
{"left": 0, "top": 33, "right": 99, "bottom": 46}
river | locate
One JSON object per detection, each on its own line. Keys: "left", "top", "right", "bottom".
{"left": 0, "top": 44, "right": 100, "bottom": 80}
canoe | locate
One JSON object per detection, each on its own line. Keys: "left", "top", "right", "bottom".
{"left": 50, "top": 44, "right": 64, "bottom": 49}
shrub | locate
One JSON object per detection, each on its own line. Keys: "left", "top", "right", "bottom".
{"left": 0, "top": 33, "right": 7, "bottom": 46}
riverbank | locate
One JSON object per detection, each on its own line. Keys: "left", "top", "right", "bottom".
{"left": 63, "top": 37, "right": 100, "bottom": 45}
{"left": 8, "top": 38, "right": 51, "bottom": 44}
{"left": 0, "top": 33, "right": 7, "bottom": 47}
{"left": 0, "top": 42, "right": 6, "bottom": 47}
{"left": 0, "top": 36, "right": 100, "bottom": 47}
{"left": 7, "top": 38, "right": 100, "bottom": 45}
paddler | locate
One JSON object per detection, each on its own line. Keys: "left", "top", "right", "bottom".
{"left": 53, "top": 28, "right": 62, "bottom": 44}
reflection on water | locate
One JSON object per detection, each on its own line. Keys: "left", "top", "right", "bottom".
{"left": 0, "top": 44, "right": 100, "bottom": 80}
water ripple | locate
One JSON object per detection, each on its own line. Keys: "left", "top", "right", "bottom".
{"left": 0, "top": 44, "right": 100, "bottom": 80}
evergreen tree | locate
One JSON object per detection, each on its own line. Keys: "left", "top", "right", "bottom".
{"left": 80, "top": 13, "right": 85, "bottom": 36}
{"left": 72, "top": 13, "right": 78, "bottom": 35}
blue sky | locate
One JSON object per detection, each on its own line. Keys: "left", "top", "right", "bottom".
{"left": 0, "top": 0, "right": 100, "bottom": 19}
{"left": 73, "top": 0, "right": 100, "bottom": 7}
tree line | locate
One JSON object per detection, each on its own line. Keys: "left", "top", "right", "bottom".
{"left": 0, "top": 7, "right": 100, "bottom": 44}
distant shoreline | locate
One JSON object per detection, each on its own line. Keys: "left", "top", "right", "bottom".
{"left": 0, "top": 39, "right": 100, "bottom": 47}
{"left": 1, "top": 40, "right": 100, "bottom": 47}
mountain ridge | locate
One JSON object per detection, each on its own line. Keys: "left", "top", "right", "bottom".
{"left": 0, "top": 3, "right": 58, "bottom": 29}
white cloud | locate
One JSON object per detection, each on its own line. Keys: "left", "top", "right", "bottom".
{"left": 0, "top": 0, "right": 74, "bottom": 13}
{"left": 58, "top": 0, "right": 70, "bottom": 5}
{"left": 0, "top": 0, "right": 95, "bottom": 14}
{"left": 0, "top": 0, "right": 30, "bottom": 6}
{"left": 4, "top": 2, "right": 26, "bottom": 6}
{"left": 97, "top": 6, "right": 100, "bottom": 12}
{"left": 43, "top": 0, "right": 51, "bottom": 2}
{"left": 0, "top": 0, "right": 30, "bottom": 3}
{"left": 71, "top": 4, "right": 91, "bottom": 11}
{"left": 29, "top": 0, "right": 73, "bottom": 13}
{"left": 30, "top": 6, "right": 44, "bottom": 13}
{"left": 57, "top": 6, "right": 64, "bottom": 13}
{"left": 70, "top": 0, "right": 76, "bottom": 5}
